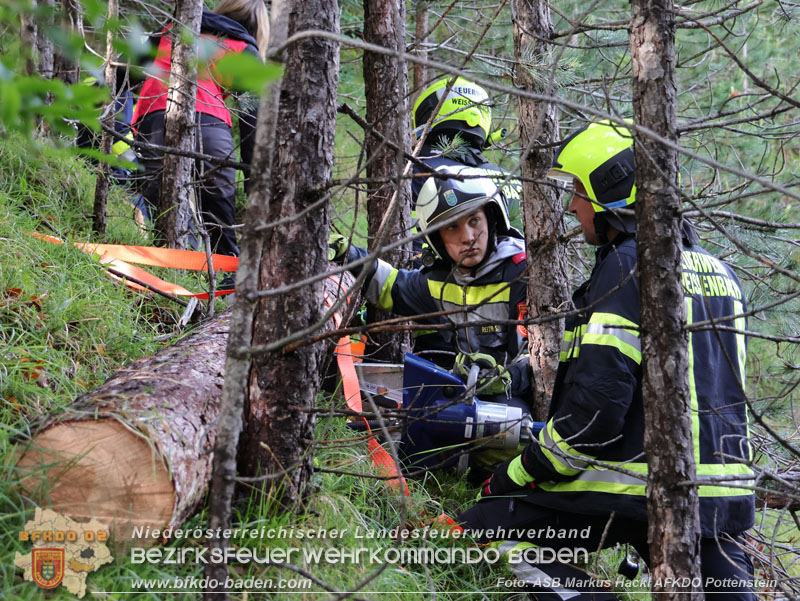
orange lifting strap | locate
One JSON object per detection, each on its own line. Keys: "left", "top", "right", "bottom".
{"left": 323, "top": 278, "right": 409, "bottom": 497}
{"left": 33, "top": 233, "right": 236, "bottom": 298}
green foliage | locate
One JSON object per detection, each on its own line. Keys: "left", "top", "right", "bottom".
{"left": 0, "top": 75, "right": 109, "bottom": 138}
{"left": 0, "top": 131, "right": 213, "bottom": 600}
{"left": 214, "top": 54, "right": 283, "bottom": 94}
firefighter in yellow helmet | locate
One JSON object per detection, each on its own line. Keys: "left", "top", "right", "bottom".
{"left": 457, "top": 121, "right": 756, "bottom": 600}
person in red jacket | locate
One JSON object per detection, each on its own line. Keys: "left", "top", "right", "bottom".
{"left": 133, "top": 0, "right": 269, "bottom": 257}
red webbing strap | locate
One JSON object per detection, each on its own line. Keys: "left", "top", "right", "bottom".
{"left": 324, "top": 280, "right": 409, "bottom": 496}
{"left": 32, "top": 234, "right": 235, "bottom": 298}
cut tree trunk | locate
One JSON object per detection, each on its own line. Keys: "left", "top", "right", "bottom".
{"left": 14, "top": 274, "right": 354, "bottom": 543}
{"left": 15, "top": 314, "right": 229, "bottom": 543}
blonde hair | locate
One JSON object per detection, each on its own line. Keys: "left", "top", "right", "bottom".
{"left": 214, "top": 0, "right": 270, "bottom": 60}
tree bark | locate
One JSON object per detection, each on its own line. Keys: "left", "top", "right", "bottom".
{"left": 630, "top": 1, "right": 703, "bottom": 598}
{"left": 37, "top": 0, "right": 56, "bottom": 82}
{"left": 363, "top": 0, "right": 412, "bottom": 362}
{"left": 412, "top": 0, "right": 429, "bottom": 93}
{"left": 92, "top": 0, "right": 118, "bottom": 236}
{"left": 204, "top": 1, "right": 291, "bottom": 593}
{"left": 237, "top": 0, "right": 340, "bottom": 505}
{"left": 20, "top": 8, "right": 39, "bottom": 77}
{"left": 157, "top": 0, "right": 203, "bottom": 250}
{"left": 513, "top": 0, "right": 570, "bottom": 420}
{"left": 54, "top": 0, "right": 83, "bottom": 85}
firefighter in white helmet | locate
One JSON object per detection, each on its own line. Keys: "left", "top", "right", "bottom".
{"left": 331, "top": 164, "right": 532, "bottom": 474}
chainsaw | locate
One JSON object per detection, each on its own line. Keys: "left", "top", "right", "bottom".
{"left": 352, "top": 353, "right": 545, "bottom": 472}
{"left": 350, "top": 355, "right": 641, "bottom": 579}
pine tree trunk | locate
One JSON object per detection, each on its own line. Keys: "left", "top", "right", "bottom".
{"left": 20, "top": 9, "right": 38, "bottom": 77}
{"left": 157, "top": 0, "right": 203, "bottom": 250}
{"left": 363, "top": 0, "right": 412, "bottom": 362}
{"left": 630, "top": 1, "right": 703, "bottom": 598}
{"left": 54, "top": 0, "right": 83, "bottom": 85}
{"left": 237, "top": 0, "right": 341, "bottom": 506}
{"left": 513, "top": 0, "right": 570, "bottom": 420}
{"left": 204, "top": 2, "right": 293, "bottom": 592}
{"left": 412, "top": 1, "right": 429, "bottom": 92}
{"left": 37, "top": 0, "right": 55, "bottom": 82}
{"left": 92, "top": 0, "right": 118, "bottom": 236}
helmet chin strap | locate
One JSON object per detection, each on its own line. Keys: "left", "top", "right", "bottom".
{"left": 593, "top": 213, "right": 612, "bottom": 245}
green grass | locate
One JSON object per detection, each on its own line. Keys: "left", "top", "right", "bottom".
{"left": 0, "top": 132, "right": 209, "bottom": 600}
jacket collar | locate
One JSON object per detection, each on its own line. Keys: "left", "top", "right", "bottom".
{"left": 419, "top": 144, "right": 488, "bottom": 168}
{"left": 200, "top": 9, "right": 259, "bottom": 52}
{"left": 451, "top": 236, "right": 524, "bottom": 285}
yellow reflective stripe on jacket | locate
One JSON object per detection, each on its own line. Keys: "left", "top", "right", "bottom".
{"left": 507, "top": 454, "right": 535, "bottom": 486}
{"left": 539, "top": 420, "right": 596, "bottom": 476}
{"left": 686, "top": 299, "right": 701, "bottom": 464}
{"left": 367, "top": 260, "right": 398, "bottom": 311}
{"left": 559, "top": 324, "right": 585, "bottom": 362}
{"left": 491, "top": 540, "right": 537, "bottom": 557}
{"left": 112, "top": 133, "right": 134, "bottom": 157}
{"left": 581, "top": 312, "right": 641, "bottom": 364}
{"left": 537, "top": 461, "right": 753, "bottom": 497}
{"left": 378, "top": 269, "right": 398, "bottom": 311}
{"left": 427, "top": 280, "right": 510, "bottom": 306}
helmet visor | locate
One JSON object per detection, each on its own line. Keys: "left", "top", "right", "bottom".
{"left": 545, "top": 167, "right": 575, "bottom": 184}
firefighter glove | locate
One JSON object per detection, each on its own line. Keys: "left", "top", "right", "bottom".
{"left": 454, "top": 352, "right": 512, "bottom": 396}
{"left": 479, "top": 455, "right": 535, "bottom": 499}
{"left": 328, "top": 233, "right": 350, "bottom": 262}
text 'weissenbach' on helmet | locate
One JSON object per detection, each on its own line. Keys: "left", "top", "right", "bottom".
{"left": 412, "top": 77, "right": 492, "bottom": 149}
{"left": 416, "top": 165, "right": 511, "bottom": 264}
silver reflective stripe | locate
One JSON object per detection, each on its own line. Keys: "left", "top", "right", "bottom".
{"left": 573, "top": 469, "right": 646, "bottom": 486}
{"left": 497, "top": 541, "right": 520, "bottom": 555}
{"left": 365, "top": 260, "right": 395, "bottom": 305}
{"left": 585, "top": 322, "right": 641, "bottom": 352}
{"left": 510, "top": 563, "right": 581, "bottom": 600}
{"left": 697, "top": 473, "right": 754, "bottom": 487}
{"left": 435, "top": 299, "right": 509, "bottom": 325}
